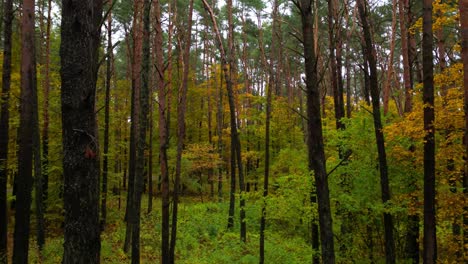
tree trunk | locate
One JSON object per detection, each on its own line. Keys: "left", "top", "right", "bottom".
{"left": 153, "top": 0, "right": 170, "bottom": 261}
{"left": 422, "top": 0, "right": 437, "bottom": 263}
{"left": 357, "top": 0, "right": 396, "bottom": 263}
{"left": 0, "top": 0, "right": 13, "bottom": 262}
{"left": 124, "top": 0, "right": 143, "bottom": 254}
{"left": 295, "top": 0, "right": 336, "bottom": 263}
{"left": 259, "top": 1, "right": 277, "bottom": 261}
{"left": 400, "top": 0, "right": 413, "bottom": 113}
{"left": 460, "top": 0, "right": 468, "bottom": 255}
{"left": 41, "top": 0, "right": 52, "bottom": 209}
{"left": 130, "top": 0, "right": 150, "bottom": 262}
{"left": 101, "top": 0, "right": 113, "bottom": 231}
{"left": 13, "top": 0, "right": 36, "bottom": 262}
{"left": 60, "top": 0, "right": 103, "bottom": 263}
{"left": 170, "top": 1, "right": 194, "bottom": 262}
{"left": 201, "top": 0, "right": 246, "bottom": 242}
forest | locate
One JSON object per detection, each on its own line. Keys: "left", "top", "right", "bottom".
{"left": 0, "top": 0, "right": 467, "bottom": 263}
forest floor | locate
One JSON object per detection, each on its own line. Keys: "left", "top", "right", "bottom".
{"left": 22, "top": 193, "right": 314, "bottom": 263}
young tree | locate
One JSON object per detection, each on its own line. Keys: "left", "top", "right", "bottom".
{"left": 259, "top": 2, "right": 276, "bottom": 262}
{"left": 357, "top": 0, "right": 396, "bottom": 263}
{"left": 154, "top": 0, "right": 170, "bottom": 261}
{"left": 0, "top": 0, "right": 13, "bottom": 262}
{"left": 293, "top": 0, "right": 336, "bottom": 262}
{"left": 101, "top": 0, "right": 114, "bottom": 230}
{"left": 422, "top": 0, "right": 437, "bottom": 263}
{"left": 60, "top": 1, "right": 103, "bottom": 263}
{"left": 170, "top": 0, "right": 194, "bottom": 262}
{"left": 13, "top": 0, "right": 36, "bottom": 262}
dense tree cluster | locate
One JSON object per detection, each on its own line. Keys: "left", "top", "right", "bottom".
{"left": 0, "top": 0, "right": 467, "bottom": 263}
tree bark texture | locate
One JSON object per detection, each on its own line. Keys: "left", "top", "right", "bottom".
{"left": 60, "top": 0, "right": 103, "bottom": 263}
{"left": 13, "top": 0, "right": 36, "bottom": 262}
{"left": 422, "top": 0, "right": 437, "bottom": 263}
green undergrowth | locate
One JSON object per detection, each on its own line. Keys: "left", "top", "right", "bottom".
{"left": 28, "top": 194, "right": 313, "bottom": 263}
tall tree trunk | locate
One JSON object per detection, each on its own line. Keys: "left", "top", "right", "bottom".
{"left": 101, "top": 0, "right": 113, "bottom": 231}
{"left": 130, "top": 0, "right": 150, "bottom": 263}
{"left": 357, "top": 0, "right": 396, "bottom": 263}
{"left": 124, "top": 0, "right": 143, "bottom": 253}
{"left": 294, "top": 0, "right": 336, "bottom": 263}
{"left": 0, "top": 0, "right": 13, "bottom": 262}
{"left": 422, "top": 0, "right": 437, "bottom": 263}
{"left": 153, "top": 0, "right": 170, "bottom": 261}
{"left": 259, "top": 2, "right": 277, "bottom": 261}
{"left": 460, "top": 0, "right": 468, "bottom": 256}
{"left": 42, "top": 0, "right": 52, "bottom": 209}
{"left": 169, "top": 1, "right": 194, "bottom": 262}
{"left": 60, "top": 0, "right": 103, "bottom": 263}
{"left": 201, "top": 0, "right": 246, "bottom": 242}
{"left": 13, "top": 0, "right": 36, "bottom": 262}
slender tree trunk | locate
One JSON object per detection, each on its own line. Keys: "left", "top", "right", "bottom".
{"left": 357, "top": 0, "right": 396, "bottom": 263}
{"left": 295, "top": 0, "right": 336, "bottom": 263}
{"left": 130, "top": 1, "right": 150, "bottom": 263}
{"left": 422, "top": 0, "right": 437, "bottom": 263}
{"left": 153, "top": 0, "right": 170, "bottom": 261}
{"left": 101, "top": 0, "right": 113, "bottom": 231}
{"left": 124, "top": 0, "right": 143, "bottom": 253}
{"left": 13, "top": 1, "right": 36, "bottom": 262}
{"left": 258, "top": 2, "right": 277, "bottom": 261}
{"left": 201, "top": 0, "right": 246, "bottom": 242}
{"left": 169, "top": 1, "right": 194, "bottom": 262}
{"left": 42, "top": 0, "right": 52, "bottom": 208}
{"left": 60, "top": 1, "right": 103, "bottom": 263}
{"left": 0, "top": 0, "right": 13, "bottom": 262}
{"left": 33, "top": 44, "right": 45, "bottom": 251}
{"left": 460, "top": 0, "right": 468, "bottom": 256}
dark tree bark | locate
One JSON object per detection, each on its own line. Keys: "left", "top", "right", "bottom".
{"left": 293, "top": 0, "right": 336, "bottom": 263}
{"left": 258, "top": 2, "right": 277, "bottom": 262}
{"left": 60, "top": 0, "right": 103, "bottom": 263}
{"left": 422, "top": 0, "right": 437, "bottom": 263}
{"left": 357, "top": 0, "right": 396, "bottom": 263}
{"left": 41, "top": 0, "right": 52, "bottom": 209}
{"left": 170, "top": 0, "right": 194, "bottom": 262}
{"left": 101, "top": 0, "right": 113, "bottom": 231}
{"left": 129, "top": 0, "right": 150, "bottom": 262}
{"left": 124, "top": 0, "right": 143, "bottom": 253}
{"left": 13, "top": 0, "right": 36, "bottom": 262}
{"left": 0, "top": 0, "right": 13, "bottom": 262}
{"left": 153, "top": 0, "right": 170, "bottom": 261}
{"left": 460, "top": 0, "right": 468, "bottom": 254}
